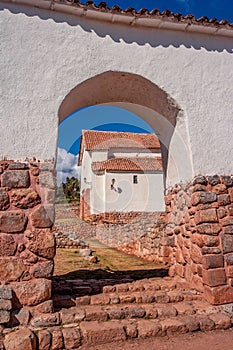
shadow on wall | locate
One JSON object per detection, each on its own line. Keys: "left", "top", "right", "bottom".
{"left": 1, "top": 3, "right": 233, "bottom": 53}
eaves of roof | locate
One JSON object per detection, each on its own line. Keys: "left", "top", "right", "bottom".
{"left": 3, "top": 0, "right": 233, "bottom": 38}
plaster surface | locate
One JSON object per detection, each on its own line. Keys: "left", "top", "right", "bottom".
{"left": 0, "top": 3, "right": 233, "bottom": 185}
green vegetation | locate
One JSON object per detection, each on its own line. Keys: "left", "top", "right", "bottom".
{"left": 56, "top": 176, "right": 80, "bottom": 204}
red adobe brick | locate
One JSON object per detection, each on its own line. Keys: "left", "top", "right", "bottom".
{"left": 194, "top": 209, "right": 218, "bottom": 224}
{"left": 202, "top": 255, "right": 224, "bottom": 269}
{"left": 202, "top": 268, "right": 226, "bottom": 287}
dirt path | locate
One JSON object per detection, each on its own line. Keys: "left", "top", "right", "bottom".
{"left": 80, "top": 329, "right": 233, "bottom": 350}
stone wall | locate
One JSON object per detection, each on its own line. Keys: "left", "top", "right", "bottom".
{"left": 96, "top": 212, "right": 161, "bottom": 248}
{"left": 119, "top": 175, "right": 233, "bottom": 305}
{"left": 0, "top": 160, "right": 56, "bottom": 324}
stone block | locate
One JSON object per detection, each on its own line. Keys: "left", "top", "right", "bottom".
{"left": 123, "top": 306, "right": 146, "bottom": 318}
{"left": 0, "top": 286, "right": 12, "bottom": 300}
{"left": 137, "top": 319, "right": 162, "bottom": 338}
{"left": 32, "top": 300, "right": 54, "bottom": 314}
{"left": 30, "top": 312, "right": 60, "bottom": 328}
{"left": 190, "top": 244, "right": 202, "bottom": 264}
{"left": 207, "top": 175, "right": 220, "bottom": 186}
{"left": 173, "top": 302, "right": 195, "bottom": 316}
{"left": 224, "top": 226, "right": 233, "bottom": 234}
{"left": 209, "top": 313, "right": 231, "bottom": 329}
{"left": 12, "top": 279, "right": 51, "bottom": 306}
{"left": 202, "top": 255, "right": 224, "bottom": 269}
{"left": 0, "top": 310, "right": 10, "bottom": 323}
{"left": 197, "top": 315, "right": 215, "bottom": 331}
{"left": 202, "top": 247, "right": 221, "bottom": 255}
{"left": 201, "top": 235, "right": 219, "bottom": 247}
{"left": 8, "top": 163, "right": 28, "bottom": 170}
{"left": 218, "top": 208, "right": 227, "bottom": 219}
{"left": 90, "top": 294, "right": 110, "bottom": 305}
{"left": 204, "top": 285, "right": 233, "bottom": 304}
{"left": 225, "top": 253, "right": 233, "bottom": 265}
{"left": 85, "top": 306, "right": 108, "bottom": 322}
{"left": 221, "top": 176, "right": 232, "bottom": 186}
{"left": 218, "top": 194, "right": 231, "bottom": 206}
{"left": 80, "top": 320, "right": 126, "bottom": 345}
{"left": 51, "top": 329, "right": 63, "bottom": 350}
{"left": 38, "top": 330, "right": 51, "bottom": 350}
{"left": 4, "top": 328, "right": 36, "bottom": 350}
{"left": 29, "top": 260, "right": 54, "bottom": 278}
{"left": 191, "top": 192, "right": 216, "bottom": 206}
{"left": 194, "top": 209, "right": 218, "bottom": 224}
{"left": 0, "top": 233, "right": 17, "bottom": 256}
{"left": 0, "top": 189, "right": 9, "bottom": 210}
{"left": 107, "top": 306, "right": 125, "bottom": 320}
{"left": 223, "top": 217, "right": 233, "bottom": 226}
{"left": 228, "top": 205, "right": 233, "bottom": 216}
{"left": 160, "top": 317, "right": 187, "bottom": 335}
{"left": 61, "top": 308, "right": 85, "bottom": 324}
{"left": 202, "top": 268, "right": 226, "bottom": 287}
{"left": 156, "top": 305, "right": 177, "bottom": 318}
{"left": 196, "top": 223, "right": 221, "bottom": 235}
{"left": 39, "top": 172, "right": 56, "bottom": 189}
{"left": 62, "top": 327, "right": 82, "bottom": 349}
{"left": 14, "top": 308, "right": 30, "bottom": 326}
{"left": 30, "top": 205, "right": 55, "bottom": 228}
{"left": 180, "top": 316, "right": 200, "bottom": 332}
{"left": 1, "top": 170, "right": 30, "bottom": 188}
{"left": 26, "top": 229, "right": 55, "bottom": 259}
{"left": 0, "top": 257, "right": 25, "bottom": 282}
{"left": 124, "top": 322, "right": 138, "bottom": 338}
{"left": 221, "top": 234, "right": 233, "bottom": 254}
{"left": 0, "top": 299, "right": 12, "bottom": 311}
{"left": 0, "top": 211, "right": 27, "bottom": 233}
{"left": 11, "top": 189, "right": 40, "bottom": 209}
{"left": 192, "top": 176, "right": 207, "bottom": 185}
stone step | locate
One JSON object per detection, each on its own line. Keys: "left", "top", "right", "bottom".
{"left": 2, "top": 311, "right": 232, "bottom": 349}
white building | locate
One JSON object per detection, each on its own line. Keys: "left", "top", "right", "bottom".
{"left": 78, "top": 130, "right": 165, "bottom": 219}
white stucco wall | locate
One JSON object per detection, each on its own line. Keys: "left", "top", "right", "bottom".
{"left": 1, "top": 3, "right": 233, "bottom": 185}
{"left": 104, "top": 172, "right": 164, "bottom": 213}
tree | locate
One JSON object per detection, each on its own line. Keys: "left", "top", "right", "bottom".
{"left": 56, "top": 177, "right": 80, "bottom": 203}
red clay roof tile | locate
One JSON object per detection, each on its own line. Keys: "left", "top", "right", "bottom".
{"left": 92, "top": 157, "right": 163, "bottom": 172}
{"left": 82, "top": 130, "right": 160, "bottom": 151}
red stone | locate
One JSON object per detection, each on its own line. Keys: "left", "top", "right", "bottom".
{"left": 12, "top": 278, "right": 51, "bottom": 306}
{"left": 0, "top": 233, "right": 17, "bottom": 256}
{"left": 202, "top": 255, "right": 224, "bottom": 269}
{"left": 30, "top": 313, "right": 60, "bottom": 328}
{"left": 1, "top": 170, "right": 30, "bottom": 188}
{"left": 202, "top": 268, "right": 226, "bottom": 287}
{"left": 51, "top": 329, "right": 63, "bottom": 350}
{"left": 194, "top": 209, "right": 218, "bottom": 224}
{"left": 4, "top": 328, "right": 36, "bottom": 350}
{"left": 0, "top": 211, "right": 27, "bottom": 233}
{"left": 223, "top": 217, "right": 233, "bottom": 226}
{"left": 196, "top": 223, "right": 221, "bottom": 235}
{"left": 191, "top": 192, "right": 216, "bottom": 206}
{"left": 26, "top": 229, "right": 55, "bottom": 259}
{"left": 204, "top": 284, "right": 233, "bottom": 304}
{"left": 201, "top": 235, "right": 219, "bottom": 247}
{"left": 80, "top": 320, "right": 126, "bottom": 345}
{"left": 218, "top": 194, "right": 231, "bottom": 206}
{"left": 190, "top": 244, "right": 202, "bottom": 264}
{"left": 38, "top": 330, "right": 51, "bottom": 350}
{"left": 209, "top": 313, "right": 231, "bottom": 329}
{"left": 197, "top": 315, "right": 215, "bottom": 331}
{"left": 137, "top": 319, "right": 162, "bottom": 338}
{"left": 39, "top": 172, "right": 56, "bottom": 189}
{"left": 29, "top": 260, "right": 54, "bottom": 278}
{"left": 0, "top": 257, "right": 25, "bottom": 282}
{"left": 0, "top": 189, "right": 10, "bottom": 210}
{"left": 30, "top": 205, "right": 55, "bottom": 228}
{"left": 221, "top": 234, "right": 233, "bottom": 254}
{"left": 160, "top": 317, "right": 187, "bottom": 335}
{"left": 11, "top": 189, "right": 40, "bottom": 209}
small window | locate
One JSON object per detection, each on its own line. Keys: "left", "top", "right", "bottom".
{"left": 133, "top": 175, "right": 138, "bottom": 184}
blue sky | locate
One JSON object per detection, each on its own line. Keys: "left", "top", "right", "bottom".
{"left": 106, "top": 0, "right": 233, "bottom": 22}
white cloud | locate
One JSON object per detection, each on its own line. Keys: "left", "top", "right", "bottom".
{"left": 56, "top": 148, "right": 81, "bottom": 185}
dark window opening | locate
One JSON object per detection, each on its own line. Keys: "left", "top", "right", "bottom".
{"left": 133, "top": 175, "right": 138, "bottom": 184}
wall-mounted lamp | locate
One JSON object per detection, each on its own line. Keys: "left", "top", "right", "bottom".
{"left": 84, "top": 177, "right": 92, "bottom": 185}
{"left": 111, "top": 178, "right": 115, "bottom": 190}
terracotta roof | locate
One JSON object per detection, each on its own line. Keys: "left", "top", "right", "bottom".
{"left": 54, "top": 1, "right": 233, "bottom": 32}
{"left": 81, "top": 130, "right": 160, "bottom": 151}
{"left": 92, "top": 157, "right": 163, "bottom": 172}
